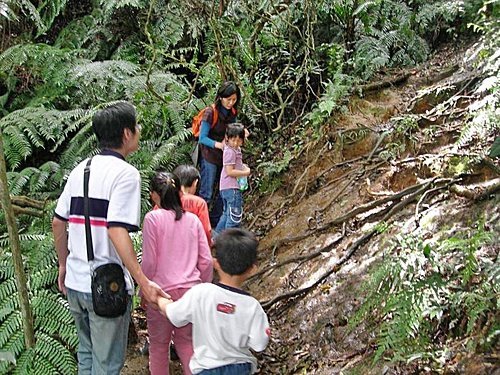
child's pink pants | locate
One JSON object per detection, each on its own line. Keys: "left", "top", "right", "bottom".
{"left": 147, "top": 288, "right": 193, "bottom": 375}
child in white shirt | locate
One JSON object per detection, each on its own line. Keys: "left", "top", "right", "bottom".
{"left": 157, "top": 228, "right": 270, "bottom": 374}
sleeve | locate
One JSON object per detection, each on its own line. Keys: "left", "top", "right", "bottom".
{"left": 166, "top": 286, "right": 197, "bottom": 327}
{"left": 196, "top": 220, "right": 213, "bottom": 282}
{"left": 141, "top": 213, "right": 158, "bottom": 281}
{"left": 196, "top": 199, "right": 212, "bottom": 245}
{"left": 54, "top": 178, "right": 72, "bottom": 220}
{"left": 107, "top": 168, "right": 141, "bottom": 231}
{"left": 223, "top": 147, "right": 236, "bottom": 166}
{"left": 198, "top": 107, "right": 216, "bottom": 148}
{"left": 248, "top": 304, "right": 270, "bottom": 352}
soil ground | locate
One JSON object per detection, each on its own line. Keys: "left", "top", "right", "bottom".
{"left": 122, "top": 41, "right": 499, "bottom": 374}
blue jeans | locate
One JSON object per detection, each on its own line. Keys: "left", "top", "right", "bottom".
{"left": 66, "top": 288, "right": 131, "bottom": 375}
{"left": 198, "top": 363, "right": 252, "bottom": 375}
{"left": 199, "top": 157, "right": 223, "bottom": 227}
{"left": 215, "top": 189, "right": 243, "bottom": 235}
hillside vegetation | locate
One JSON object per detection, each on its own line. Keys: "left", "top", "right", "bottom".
{"left": 0, "top": 1, "right": 498, "bottom": 373}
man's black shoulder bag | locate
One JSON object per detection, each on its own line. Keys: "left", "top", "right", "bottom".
{"left": 84, "top": 157, "right": 128, "bottom": 318}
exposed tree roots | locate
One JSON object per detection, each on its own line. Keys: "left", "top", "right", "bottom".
{"left": 259, "top": 177, "right": 467, "bottom": 314}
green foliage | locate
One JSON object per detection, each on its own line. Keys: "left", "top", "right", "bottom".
{"left": 352, "top": 0, "right": 429, "bottom": 79}
{"left": 305, "top": 73, "right": 354, "bottom": 132}
{"left": 0, "top": 1, "right": 496, "bottom": 372}
{"left": 0, "top": 235, "right": 78, "bottom": 374}
{"left": 349, "top": 222, "right": 496, "bottom": 366}
{"left": 256, "top": 149, "right": 293, "bottom": 193}
{"left": 379, "top": 115, "right": 419, "bottom": 160}
{"left": 36, "top": 0, "right": 69, "bottom": 37}
{"left": 490, "top": 136, "right": 500, "bottom": 157}
{"left": 0, "top": 107, "right": 88, "bottom": 169}
{"left": 456, "top": 1, "right": 499, "bottom": 154}
{"left": 100, "top": 0, "right": 145, "bottom": 14}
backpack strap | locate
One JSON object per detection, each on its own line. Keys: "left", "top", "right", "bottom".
{"left": 210, "top": 104, "right": 218, "bottom": 128}
{"left": 209, "top": 104, "right": 237, "bottom": 128}
{"left": 83, "top": 157, "right": 94, "bottom": 261}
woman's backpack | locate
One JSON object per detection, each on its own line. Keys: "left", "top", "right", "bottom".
{"left": 191, "top": 104, "right": 236, "bottom": 138}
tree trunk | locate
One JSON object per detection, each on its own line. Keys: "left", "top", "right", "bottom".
{"left": 0, "top": 132, "right": 35, "bottom": 348}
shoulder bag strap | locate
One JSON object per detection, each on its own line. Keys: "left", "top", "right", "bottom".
{"left": 83, "top": 157, "right": 94, "bottom": 261}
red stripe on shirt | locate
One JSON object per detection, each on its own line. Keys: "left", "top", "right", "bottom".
{"left": 69, "top": 217, "right": 108, "bottom": 227}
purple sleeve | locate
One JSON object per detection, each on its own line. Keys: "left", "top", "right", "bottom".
{"left": 223, "top": 147, "right": 236, "bottom": 166}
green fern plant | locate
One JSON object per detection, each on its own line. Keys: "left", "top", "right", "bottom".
{"left": 0, "top": 107, "right": 89, "bottom": 170}
{"left": 353, "top": 0, "right": 429, "bottom": 79}
{"left": 350, "top": 221, "right": 496, "bottom": 365}
{"left": 0, "top": 234, "right": 77, "bottom": 374}
{"left": 36, "top": 0, "right": 69, "bottom": 37}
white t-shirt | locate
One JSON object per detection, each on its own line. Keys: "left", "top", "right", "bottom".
{"left": 167, "top": 282, "right": 270, "bottom": 374}
{"left": 54, "top": 150, "right": 141, "bottom": 294}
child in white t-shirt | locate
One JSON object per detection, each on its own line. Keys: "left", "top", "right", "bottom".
{"left": 157, "top": 228, "right": 270, "bottom": 375}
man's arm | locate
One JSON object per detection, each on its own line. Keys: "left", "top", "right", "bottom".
{"left": 52, "top": 217, "right": 68, "bottom": 295}
{"left": 108, "top": 227, "right": 167, "bottom": 309}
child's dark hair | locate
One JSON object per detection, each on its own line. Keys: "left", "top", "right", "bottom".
{"left": 150, "top": 172, "right": 183, "bottom": 220}
{"left": 92, "top": 102, "right": 137, "bottom": 149}
{"left": 225, "top": 123, "right": 245, "bottom": 141}
{"left": 214, "top": 228, "right": 258, "bottom": 275}
{"left": 215, "top": 81, "right": 240, "bottom": 109}
{"left": 173, "top": 164, "right": 200, "bottom": 188}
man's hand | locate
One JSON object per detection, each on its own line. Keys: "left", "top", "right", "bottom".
{"left": 140, "top": 280, "right": 169, "bottom": 310}
{"left": 58, "top": 265, "right": 67, "bottom": 295}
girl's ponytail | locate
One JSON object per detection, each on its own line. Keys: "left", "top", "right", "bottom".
{"left": 150, "top": 172, "right": 183, "bottom": 220}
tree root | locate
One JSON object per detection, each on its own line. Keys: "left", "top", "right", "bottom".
{"left": 357, "top": 72, "right": 411, "bottom": 93}
{"left": 260, "top": 178, "right": 457, "bottom": 313}
{"left": 261, "top": 230, "right": 375, "bottom": 312}
{"left": 248, "top": 232, "right": 345, "bottom": 283}
{"left": 450, "top": 177, "right": 500, "bottom": 200}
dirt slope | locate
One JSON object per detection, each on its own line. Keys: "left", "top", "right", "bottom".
{"left": 244, "top": 42, "right": 499, "bottom": 374}
{"left": 122, "top": 41, "right": 499, "bottom": 374}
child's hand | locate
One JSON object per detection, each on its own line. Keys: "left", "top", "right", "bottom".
{"left": 244, "top": 128, "right": 250, "bottom": 139}
{"left": 243, "top": 164, "right": 251, "bottom": 176}
{"left": 157, "top": 296, "right": 173, "bottom": 317}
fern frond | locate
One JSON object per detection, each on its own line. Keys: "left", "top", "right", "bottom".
{"left": 0, "top": 279, "right": 18, "bottom": 305}
{"left": 0, "top": 107, "right": 90, "bottom": 171}
{"left": 154, "top": 8, "right": 185, "bottom": 49}
{"left": 0, "top": 311, "right": 22, "bottom": 348}
{"left": 32, "top": 291, "right": 77, "bottom": 349}
{"left": 34, "top": 332, "right": 78, "bottom": 375}
{"left": 0, "top": 293, "right": 19, "bottom": 322}
{"left": 13, "top": 347, "right": 35, "bottom": 375}
{"left": 30, "top": 268, "right": 58, "bottom": 290}
{"left": 18, "top": 0, "right": 45, "bottom": 35}
{"left": 69, "top": 60, "right": 140, "bottom": 104}
{"left": 54, "top": 14, "right": 99, "bottom": 51}
{"left": 0, "top": 255, "right": 14, "bottom": 279}
{"left": 0, "top": 330, "right": 24, "bottom": 374}
{"left": 36, "top": 0, "right": 69, "bottom": 37}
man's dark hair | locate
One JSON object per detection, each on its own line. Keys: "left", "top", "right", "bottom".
{"left": 173, "top": 164, "right": 200, "bottom": 188}
{"left": 150, "top": 172, "right": 184, "bottom": 220}
{"left": 215, "top": 81, "right": 241, "bottom": 109}
{"left": 225, "top": 123, "right": 245, "bottom": 141}
{"left": 214, "top": 228, "right": 258, "bottom": 275}
{"left": 92, "top": 102, "right": 137, "bottom": 149}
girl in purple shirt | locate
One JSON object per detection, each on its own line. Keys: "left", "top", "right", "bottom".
{"left": 214, "top": 123, "right": 250, "bottom": 237}
{"left": 141, "top": 172, "right": 213, "bottom": 375}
